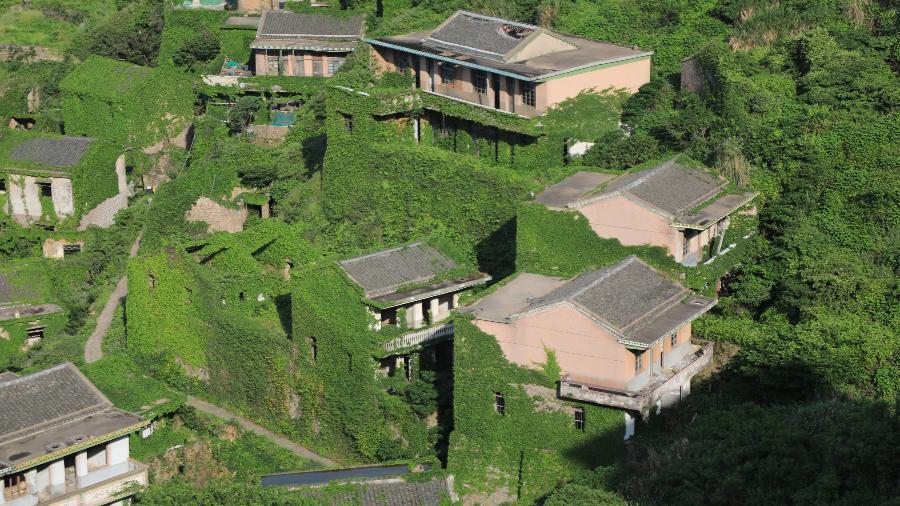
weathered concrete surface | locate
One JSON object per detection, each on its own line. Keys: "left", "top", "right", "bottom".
{"left": 84, "top": 232, "right": 142, "bottom": 364}
{"left": 186, "top": 197, "right": 247, "bottom": 233}
{"left": 186, "top": 396, "right": 337, "bottom": 467}
{"left": 78, "top": 194, "right": 127, "bottom": 230}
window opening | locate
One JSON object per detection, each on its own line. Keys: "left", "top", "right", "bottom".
{"left": 342, "top": 113, "right": 354, "bottom": 133}
{"left": 574, "top": 407, "right": 585, "bottom": 431}
{"left": 27, "top": 327, "right": 44, "bottom": 340}
{"left": 0, "top": 177, "right": 6, "bottom": 193}
{"left": 309, "top": 336, "right": 317, "bottom": 361}
{"left": 440, "top": 64, "right": 456, "bottom": 86}
{"left": 635, "top": 351, "right": 643, "bottom": 374}
{"left": 473, "top": 70, "right": 487, "bottom": 94}
{"left": 37, "top": 181, "right": 52, "bottom": 198}
{"left": 521, "top": 82, "right": 536, "bottom": 107}
{"left": 670, "top": 332, "right": 677, "bottom": 348}
{"left": 494, "top": 392, "right": 506, "bottom": 416}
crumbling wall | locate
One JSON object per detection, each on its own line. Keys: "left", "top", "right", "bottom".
{"left": 186, "top": 197, "right": 247, "bottom": 233}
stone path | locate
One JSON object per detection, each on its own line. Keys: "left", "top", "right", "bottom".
{"left": 186, "top": 396, "right": 337, "bottom": 467}
{"left": 84, "top": 231, "right": 142, "bottom": 364}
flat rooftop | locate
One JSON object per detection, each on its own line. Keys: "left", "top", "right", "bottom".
{"left": 534, "top": 171, "right": 617, "bottom": 208}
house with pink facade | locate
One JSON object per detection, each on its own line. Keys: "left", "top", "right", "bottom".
{"left": 535, "top": 160, "right": 758, "bottom": 266}
{"left": 251, "top": 11, "right": 364, "bottom": 77}
{"left": 461, "top": 256, "right": 715, "bottom": 418}
{"left": 365, "top": 10, "right": 652, "bottom": 118}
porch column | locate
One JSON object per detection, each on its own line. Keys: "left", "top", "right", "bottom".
{"left": 75, "top": 451, "right": 88, "bottom": 477}
{"left": 407, "top": 302, "right": 424, "bottom": 329}
{"left": 49, "top": 459, "right": 65, "bottom": 487}
{"left": 451, "top": 293, "right": 459, "bottom": 309}
{"left": 106, "top": 436, "right": 129, "bottom": 466}
{"left": 438, "top": 296, "right": 450, "bottom": 319}
{"left": 624, "top": 413, "right": 636, "bottom": 440}
{"left": 304, "top": 53, "right": 313, "bottom": 76}
{"left": 429, "top": 298, "right": 440, "bottom": 323}
{"left": 1, "top": 476, "right": 5, "bottom": 504}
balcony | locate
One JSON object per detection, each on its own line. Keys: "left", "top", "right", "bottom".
{"left": 383, "top": 322, "right": 454, "bottom": 354}
{"left": 425, "top": 85, "right": 539, "bottom": 119}
{"left": 11, "top": 459, "right": 148, "bottom": 506}
{"left": 559, "top": 341, "right": 713, "bottom": 417}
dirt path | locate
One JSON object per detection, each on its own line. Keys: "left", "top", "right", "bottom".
{"left": 186, "top": 395, "right": 337, "bottom": 467}
{"left": 84, "top": 232, "right": 142, "bottom": 364}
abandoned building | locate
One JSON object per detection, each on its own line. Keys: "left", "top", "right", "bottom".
{"left": 534, "top": 160, "right": 758, "bottom": 266}
{"left": 0, "top": 269, "right": 66, "bottom": 356}
{"left": 338, "top": 242, "right": 490, "bottom": 330}
{"left": 0, "top": 133, "right": 128, "bottom": 229}
{"left": 0, "top": 363, "right": 149, "bottom": 506}
{"left": 251, "top": 11, "right": 365, "bottom": 77}
{"left": 366, "top": 10, "right": 652, "bottom": 118}
{"left": 462, "top": 255, "right": 715, "bottom": 419}
{"left": 185, "top": 187, "right": 270, "bottom": 233}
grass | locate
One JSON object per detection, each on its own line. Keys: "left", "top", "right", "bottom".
{"left": 0, "top": 0, "right": 117, "bottom": 51}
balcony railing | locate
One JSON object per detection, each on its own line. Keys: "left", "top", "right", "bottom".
{"left": 31, "top": 459, "right": 148, "bottom": 506}
{"left": 383, "top": 322, "right": 454, "bottom": 354}
{"left": 425, "top": 87, "right": 539, "bottom": 119}
{"left": 560, "top": 341, "right": 713, "bottom": 416}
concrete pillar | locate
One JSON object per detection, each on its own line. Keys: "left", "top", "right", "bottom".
{"left": 49, "top": 460, "right": 65, "bottom": 486}
{"left": 439, "top": 296, "right": 450, "bottom": 319}
{"left": 1, "top": 476, "right": 6, "bottom": 504}
{"left": 75, "top": 451, "right": 88, "bottom": 477}
{"left": 624, "top": 412, "right": 635, "bottom": 440}
{"left": 25, "top": 469, "right": 37, "bottom": 492}
{"left": 285, "top": 50, "right": 294, "bottom": 76}
{"left": 429, "top": 298, "right": 440, "bottom": 323}
{"left": 304, "top": 53, "right": 313, "bottom": 76}
{"left": 681, "top": 381, "right": 691, "bottom": 400}
{"left": 452, "top": 293, "right": 459, "bottom": 309}
{"left": 408, "top": 302, "right": 424, "bottom": 329}
{"left": 106, "top": 436, "right": 129, "bottom": 466}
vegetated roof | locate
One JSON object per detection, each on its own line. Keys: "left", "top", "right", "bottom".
{"left": 8, "top": 136, "right": 95, "bottom": 168}
{"left": 371, "top": 10, "right": 651, "bottom": 80}
{"left": 534, "top": 171, "right": 617, "bottom": 208}
{"left": 59, "top": 55, "right": 153, "bottom": 100}
{"left": 463, "top": 256, "right": 715, "bottom": 347}
{"left": 338, "top": 242, "right": 457, "bottom": 298}
{"left": 251, "top": 11, "right": 363, "bottom": 50}
{"left": 0, "top": 272, "right": 39, "bottom": 306}
{"left": 0, "top": 363, "right": 145, "bottom": 470}
{"left": 224, "top": 16, "right": 260, "bottom": 27}
{"left": 296, "top": 476, "right": 452, "bottom": 505}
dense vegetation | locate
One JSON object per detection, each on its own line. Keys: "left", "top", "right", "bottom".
{"left": 0, "top": 0, "right": 896, "bottom": 503}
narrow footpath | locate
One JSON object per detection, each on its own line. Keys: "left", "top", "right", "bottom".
{"left": 84, "top": 231, "right": 142, "bottom": 364}
{"left": 186, "top": 396, "right": 337, "bottom": 467}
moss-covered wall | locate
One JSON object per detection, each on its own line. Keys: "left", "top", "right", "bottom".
{"left": 0, "top": 310, "right": 67, "bottom": 370}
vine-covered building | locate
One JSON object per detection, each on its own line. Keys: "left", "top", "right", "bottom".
{"left": 0, "top": 363, "right": 149, "bottom": 506}
{"left": 338, "top": 242, "right": 490, "bottom": 330}
{"left": 462, "top": 256, "right": 715, "bottom": 417}
{"left": 366, "top": 10, "right": 652, "bottom": 118}
{"left": 0, "top": 267, "right": 65, "bottom": 366}
{"left": 535, "top": 160, "right": 758, "bottom": 266}
{"left": 251, "top": 11, "right": 364, "bottom": 77}
{"left": 0, "top": 132, "right": 127, "bottom": 229}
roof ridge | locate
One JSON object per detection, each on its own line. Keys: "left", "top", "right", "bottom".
{"left": 568, "top": 255, "right": 638, "bottom": 301}
{"left": 455, "top": 10, "right": 539, "bottom": 30}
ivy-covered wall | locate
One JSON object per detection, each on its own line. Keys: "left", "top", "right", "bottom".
{"left": 0, "top": 311, "right": 67, "bottom": 370}
{"left": 0, "top": 130, "right": 122, "bottom": 225}
{"left": 448, "top": 318, "right": 625, "bottom": 503}
{"left": 60, "top": 56, "right": 194, "bottom": 149}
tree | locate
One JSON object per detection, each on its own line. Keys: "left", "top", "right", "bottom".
{"left": 173, "top": 31, "right": 220, "bottom": 70}
{"left": 226, "top": 97, "right": 260, "bottom": 135}
{"left": 73, "top": 0, "right": 165, "bottom": 66}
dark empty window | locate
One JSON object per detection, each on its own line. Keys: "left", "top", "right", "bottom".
{"left": 239, "top": 291, "right": 246, "bottom": 301}
{"left": 347, "top": 352, "right": 353, "bottom": 372}
{"left": 0, "top": 177, "right": 6, "bottom": 192}
{"left": 309, "top": 336, "right": 317, "bottom": 362}
{"left": 37, "top": 181, "right": 52, "bottom": 198}
{"left": 494, "top": 392, "right": 505, "bottom": 416}
{"left": 63, "top": 244, "right": 81, "bottom": 255}
{"left": 574, "top": 407, "right": 585, "bottom": 431}
{"left": 404, "top": 358, "right": 411, "bottom": 381}
{"left": 670, "top": 332, "right": 678, "bottom": 348}
{"left": 342, "top": 114, "right": 354, "bottom": 133}
{"left": 148, "top": 274, "right": 156, "bottom": 288}
{"left": 26, "top": 327, "right": 44, "bottom": 340}
{"left": 440, "top": 64, "right": 456, "bottom": 86}
{"left": 4, "top": 473, "right": 28, "bottom": 499}
{"left": 473, "top": 70, "right": 488, "bottom": 94}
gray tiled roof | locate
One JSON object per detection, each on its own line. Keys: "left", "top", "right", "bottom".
{"left": 8, "top": 136, "right": 95, "bottom": 168}
{"left": 584, "top": 159, "right": 724, "bottom": 217}
{"left": 257, "top": 11, "right": 364, "bottom": 39}
{"left": 520, "top": 257, "right": 686, "bottom": 330}
{"left": 339, "top": 243, "right": 456, "bottom": 298}
{"left": 0, "top": 363, "right": 109, "bottom": 446}
{"left": 426, "top": 11, "right": 536, "bottom": 61}
{"left": 300, "top": 477, "right": 451, "bottom": 505}
{"left": 0, "top": 363, "right": 144, "bottom": 470}
{"left": 534, "top": 171, "right": 617, "bottom": 208}
{"left": 466, "top": 256, "right": 719, "bottom": 346}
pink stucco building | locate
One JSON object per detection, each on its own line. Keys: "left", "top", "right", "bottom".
{"left": 251, "top": 11, "right": 364, "bottom": 77}
{"left": 535, "top": 160, "right": 758, "bottom": 266}
{"left": 462, "top": 256, "right": 715, "bottom": 417}
{"left": 365, "top": 10, "right": 652, "bottom": 118}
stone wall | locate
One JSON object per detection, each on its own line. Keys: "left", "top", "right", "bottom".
{"left": 185, "top": 197, "right": 247, "bottom": 233}
{"left": 680, "top": 57, "right": 706, "bottom": 95}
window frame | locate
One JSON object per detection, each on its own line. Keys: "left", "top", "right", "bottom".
{"left": 521, "top": 82, "right": 536, "bottom": 107}
{"left": 635, "top": 351, "right": 643, "bottom": 374}
{"left": 472, "top": 70, "right": 488, "bottom": 95}
{"left": 670, "top": 332, "right": 678, "bottom": 348}
{"left": 439, "top": 64, "right": 457, "bottom": 87}
{"left": 574, "top": 407, "right": 585, "bottom": 431}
